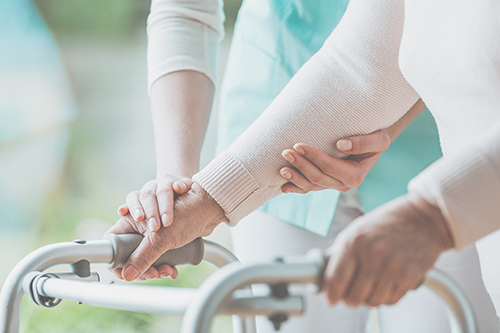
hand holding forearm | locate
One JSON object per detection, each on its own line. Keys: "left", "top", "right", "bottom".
{"left": 280, "top": 99, "right": 426, "bottom": 193}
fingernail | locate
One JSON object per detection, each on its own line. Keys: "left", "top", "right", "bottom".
{"left": 282, "top": 151, "right": 294, "bottom": 162}
{"left": 123, "top": 265, "right": 139, "bottom": 281}
{"left": 294, "top": 144, "right": 305, "bottom": 155}
{"left": 161, "top": 214, "right": 170, "bottom": 226}
{"left": 148, "top": 217, "right": 158, "bottom": 232}
{"left": 134, "top": 209, "right": 143, "bottom": 221}
{"left": 160, "top": 273, "right": 170, "bottom": 279}
{"left": 281, "top": 169, "right": 292, "bottom": 179}
{"left": 175, "top": 181, "right": 187, "bottom": 191}
{"left": 337, "top": 139, "right": 352, "bottom": 151}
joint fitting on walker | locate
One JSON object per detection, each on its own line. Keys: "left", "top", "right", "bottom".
{"left": 23, "top": 272, "right": 62, "bottom": 308}
{"left": 268, "top": 313, "right": 288, "bottom": 331}
{"left": 71, "top": 259, "right": 91, "bottom": 278}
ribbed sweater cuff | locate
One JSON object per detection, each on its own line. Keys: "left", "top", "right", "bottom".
{"left": 193, "top": 151, "right": 264, "bottom": 225}
{"left": 409, "top": 149, "right": 500, "bottom": 250}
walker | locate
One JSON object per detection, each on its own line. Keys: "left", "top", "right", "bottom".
{"left": 0, "top": 234, "right": 477, "bottom": 333}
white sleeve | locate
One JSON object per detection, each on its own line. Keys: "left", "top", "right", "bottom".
{"left": 147, "top": 0, "right": 225, "bottom": 91}
{"left": 193, "top": 0, "right": 420, "bottom": 224}
{"left": 409, "top": 121, "right": 500, "bottom": 249}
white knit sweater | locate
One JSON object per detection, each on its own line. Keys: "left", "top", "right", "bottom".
{"left": 148, "top": 0, "right": 500, "bottom": 250}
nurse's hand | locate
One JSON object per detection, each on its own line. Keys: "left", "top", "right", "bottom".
{"left": 323, "top": 193, "right": 454, "bottom": 307}
{"left": 280, "top": 129, "right": 390, "bottom": 193}
{"left": 117, "top": 175, "right": 194, "bottom": 232}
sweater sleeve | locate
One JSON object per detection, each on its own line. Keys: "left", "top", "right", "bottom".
{"left": 408, "top": 121, "right": 500, "bottom": 249}
{"left": 193, "top": 0, "right": 420, "bottom": 224}
{"left": 147, "top": 0, "right": 224, "bottom": 91}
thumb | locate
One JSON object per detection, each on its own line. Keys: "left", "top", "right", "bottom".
{"left": 173, "top": 178, "right": 194, "bottom": 194}
{"left": 337, "top": 130, "right": 391, "bottom": 155}
{"left": 122, "top": 232, "right": 172, "bottom": 281}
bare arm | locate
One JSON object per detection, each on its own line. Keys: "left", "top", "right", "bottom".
{"left": 150, "top": 70, "right": 214, "bottom": 178}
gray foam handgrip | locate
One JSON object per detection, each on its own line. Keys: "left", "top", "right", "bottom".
{"left": 105, "top": 234, "right": 204, "bottom": 269}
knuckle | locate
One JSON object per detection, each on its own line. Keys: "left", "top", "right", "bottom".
{"left": 355, "top": 138, "right": 368, "bottom": 153}
{"left": 348, "top": 174, "right": 364, "bottom": 188}
{"left": 126, "top": 191, "right": 139, "bottom": 200}
{"left": 344, "top": 294, "right": 361, "bottom": 307}
{"left": 321, "top": 164, "right": 336, "bottom": 176}
{"left": 308, "top": 174, "right": 324, "bottom": 186}
{"left": 366, "top": 297, "right": 380, "bottom": 307}
{"left": 380, "top": 132, "right": 391, "bottom": 150}
{"left": 338, "top": 185, "right": 351, "bottom": 193}
{"left": 351, "top": 232, "right": 369, "bottom": 248}
{"left": 140, "top": 189, "right": 156, "bottom": 199}
{"left": 134, "top": 252, "right": 153, "bottom": 270}
{"left": 156, "top": 187, "right": 172, "bottom": 197}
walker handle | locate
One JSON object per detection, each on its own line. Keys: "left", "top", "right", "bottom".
{"left": 105, "top": 234, "right": 204, "bottom": 269}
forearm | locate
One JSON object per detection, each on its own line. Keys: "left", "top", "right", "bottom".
{"left": 150, "top": 70, "right": 214, "bottom": 178}
{"left": 194, "top": 0, "right": 419, "bottom": 223}
{"left": 409, "top": 120, "right": 500, "bottom": 249}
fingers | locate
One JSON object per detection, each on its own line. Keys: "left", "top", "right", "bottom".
{"left": 324, "top": 251, "right": 357, "bottom": 305}
{"left": 281, "top": 150, "right": 349, "bottom": 191}
{"left": 343, "top": 273, "right": 377, "bottom": 307}
{"left": 139, "top": 181, "right": 161, "bottom": 232}
{"left": 365, "top": 278, "right": 395, "bottom": 307}
{"left": 173, "top": 178, "right": 193, "bottom": 194}
{"left": 336, "top": 130, "right": 390, "bottom": 155}
{"left": 126, "top": 191, "right": 146, "bottom": 222}
{"left": 281, "top": 183, "right": 309, "bottom": 194}
{"left": 117, "top": 204, "right": 129, "bottom": 216}
{"left": 138, "top": 266, "right": 160, "bottom": 281}
{"left": 157, "top": 177, "right": 193, "bottom": 228}
{"left": 280, "top": 165, "right": 331, "bottom": 192}
{"left": 122, "top": 231, "right": 172, "bottom": 281}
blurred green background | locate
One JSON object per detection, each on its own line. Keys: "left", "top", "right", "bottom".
{"left": 0, "top": 0, "right": 242, "bottom": 332}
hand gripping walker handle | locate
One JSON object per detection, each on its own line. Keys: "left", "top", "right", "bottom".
{"left": 105, "top": 234, "right": 205, "bottom": 269}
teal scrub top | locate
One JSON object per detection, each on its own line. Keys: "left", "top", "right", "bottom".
{"left": 217, "top": 0, "right": 442, "bottom": 235}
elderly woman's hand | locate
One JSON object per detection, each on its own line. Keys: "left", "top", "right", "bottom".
{"left": 323, "top": 193, "right": 454, "bottom": 307}
{"left": 280, "top": 129, "right": 391, "bottom": 193}
{"left": 105, "top": 182, "right": 227, "bottom": 281}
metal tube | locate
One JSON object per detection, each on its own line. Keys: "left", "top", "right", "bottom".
{"left": 423, "top": 269, "right": 477, "bottom": 333}
{"left": 202, "top": 240, "right": 239, "bottom": 268}
{"left": 0, "top": 240, "right": 113, "bottom": 333}
{"left": 181, "top": 254, "right": 324, "bottom": 333}
{"left": 38, "top": 277, "right": 194, "bottom": 315}
{"left": 202, "top": 239, "right": 256, "bottom": 333}
{"left": 35, "top": 277, "right": 303, "bottom": 317}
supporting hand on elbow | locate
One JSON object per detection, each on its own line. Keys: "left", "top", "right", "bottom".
{"left": 322, "top": 193, "right": 454, "bottom": 307}
{"left": 280, "top": 129, "right": 391, "bottom": 194}
{"left": 106, "top": 182, "right": 228, "bottom": 282}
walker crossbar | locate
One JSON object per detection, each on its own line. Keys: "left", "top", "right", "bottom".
{"left": 0, "top": 236, "right": 477, "bottom": 333}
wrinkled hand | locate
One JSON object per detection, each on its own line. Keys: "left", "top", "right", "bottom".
{"left": 280, "top": 130, "right": 391, "bottom": 193}
{"left": 117, "top": 175, "right": 194, "bottom": 232}
{"left": 106, "top": 182, "right": 227, "bottom": 282}
{"left": 323, "top": 193, "right": 454, "bottom": 307}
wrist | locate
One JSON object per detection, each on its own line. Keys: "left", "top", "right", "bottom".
{"left": 405, "top": 193, "right": 454, "bottom": 250}
{"left": 173, "top": 182, "right": 228, "bottom": 237}
{"left": 156, "top": 166, "right": 199, "bottom": 179}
